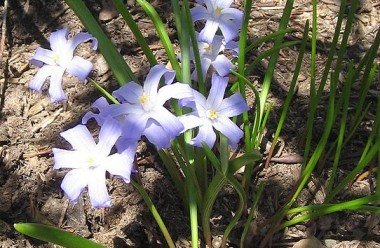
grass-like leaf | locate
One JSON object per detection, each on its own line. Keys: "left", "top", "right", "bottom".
{"left": 14, "top": 223, "right": 105, "bottom": 248}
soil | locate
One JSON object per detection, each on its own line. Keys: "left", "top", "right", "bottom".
{"left": 0, "top": 0, "right": 379, "bottom": 247}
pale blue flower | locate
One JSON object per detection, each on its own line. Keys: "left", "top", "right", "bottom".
{"left": 179, "top": 73, "right": 249, "bottom": 149}
{"left": 191, "top": 0, "right": 243, "bottom": 43}
{"left": 52, "top": 119, "right": 133, "bottom": 208}
{"left": 191, "top": 33, "right": 237, "bottom": 81}
{"left": 99, "top": 65, "right": 193, "bottom": 149}
{"left": 29, "top": 28, "right": 98, "bottom": 102}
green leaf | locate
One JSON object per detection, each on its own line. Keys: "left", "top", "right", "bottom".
{"left": 136, "top": 0, "right": 182, "bottom": 81}
{"left": 228, "top": 150, "right": 262, "bottom": 175}
{"left": 14, "top": 223, "right": 105, "bottom": 248}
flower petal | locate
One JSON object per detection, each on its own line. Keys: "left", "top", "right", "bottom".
{"left": 96, "top": 118, "right": 122, "bottom": 157}
{"left": 82, "top": 97, "right": 110, "bottom": 125}
{"left": 149, "top": 106, "right": 184, "bottom": 138}
{"left": 215, "top": 0, "right": 233, "bottom": 8}
{"left": 218, "top": 93, "right": 249, "bottom": 117}
{"left": 53, "top": 148, "right": 88, "bottom": 169}
{"left": 191, "top": 121, "right": 216, "bottom": 148}
{"left": 221, "top": 8, "right": 243, "bottom": 21}
{"left": 48, "top": 66, "right": 66, "bottom": 102}
{"left": 120, "top": 114, "right": 148, "bottom": 140}
{"left": 199, "top": 20, "right": 219, "bottom": 43}
{"left": 143, "top": 120, "right": 172, "bottom": 149}
{"left": 30, "top": 47, "right": 57, "bottom": 67}
{"left": 156, "top": 83, "right": 193, "bottom": 105}
{"left": 87, "top": 168, "right": 111, "bottom": 208}
{"left": 144, "top": 65, "right": 175, "bottom": 98}
{"left": 113, "top": 82, "right": 143, "bottom": 104}
{"left": 69, "top": 32, "right": 98, "bottom": 54}
{"left": 49, "top": 28, "right": 69, "bottom": 52}
{"left": 212, "top": 55, "right": 233, "bottom": 77}
{"left": 212, "top": 116, "right": 243, "bottom": 148}
{"left": 218, "top": 19, "right": 241, "bottom": 43}
{"left": 192, "top": 58, "right": 211, "bottom": 82}
{"left": 66, "top": 56, "right": 93, "bottom": 81}
{"left": 206, "top": 73, "right": 228, "bottom": 109}
{"left": 115, "top": 137, "right": 138, "bottom": 156}
{"left": 60, "top": 124, "right": 96, "bottom": 152}
{"left": 29, "top": 65, "right": 54, "bottom": 92}
{"left": 179, "top": 114, "right": 202, "bottom": 132}
{"left": 61, "top": 168, "right": 89, "bottom": 204}
{"left": 191, "top": 6, "right": 208, "bottom": 21}
{"left": 103, "top": 153, "right": 134, "bottom": 183}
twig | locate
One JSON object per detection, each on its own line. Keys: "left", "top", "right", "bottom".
{"left": 0, "top": 0, "right": 9, "bottom": 114}
{"left": 0, "top": 0, "right": 8, "bottom": 64}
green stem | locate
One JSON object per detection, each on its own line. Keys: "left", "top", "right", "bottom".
{"left": 132, "top": 180, "right": 175, "bottom": 248}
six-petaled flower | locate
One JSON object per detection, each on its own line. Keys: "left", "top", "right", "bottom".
{"left": 179, "top": 73, "right": 249, "bottom": 149}
{"left": 191, "top": 0, "right": 243, "bottom": 43}
{"left": 53, "top": 119, "right": 134, "bottom": 208}
{"left": 29, "top": 28, "right": 98, "bottom": 102}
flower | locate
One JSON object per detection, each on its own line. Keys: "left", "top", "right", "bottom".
{"left": 52, "top": 119, "right": 133, "bottom": 208}
{"left": 29, "top": 28, "right": 98, "bottom": 102}
{"left": 179, "top": 73, "right": 249, "bottom": 149}
{"left": 191, "top": 0, "right": 243, "bottom": 43}
{"left": 98, "top": 65, "right": 193, "bottom": 149}
{"left": 191, "top": 33, "right": 237, "bottom": 80}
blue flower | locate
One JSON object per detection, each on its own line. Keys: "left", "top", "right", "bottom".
{"left": 88, "top": 65, "right": 193, "bottom": 149}
{"left": 191, "top": 0, "right": 243, "bottom": 43}
{"left": 180, "top": 73, "right": 249, "bottom": 149}
{"left": 52, "top": 119, "right": 133, "bottom": 208}
{"left": 191, "top": 33, "right": 238, "bottom": 80}
{"left": 29, "top": 28, "right": 97, "bottom": 102}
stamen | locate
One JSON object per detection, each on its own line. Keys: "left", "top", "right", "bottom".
{"left": 86, "top": 156, "right": 95, "bottom": 165}
{"left": 139, "top": 93, "right": 149, "bottom": 105}
{"left": 215, "top": 6, "right": 222, "bottom": 15}
{"left": 207, "top": 109, "right": 218, "bottom": 120}
{"left": 204, "top": 43, "right": 212, "bottom": 53}
{"left": 52, "top": 53, "right": 60, "bottom": 64}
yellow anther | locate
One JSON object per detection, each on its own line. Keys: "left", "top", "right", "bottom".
{"left": 215, "top": 6, "right": 222, "bottom": 15}
{"left": 139, "top": 93, "right": 149, "bottom": 105}
{"left": 204, "top": 43, "right": 212, "bottom": 53}
{"left": 207, "top": 109, "right": 218, "bottom": 120}
{"left": 52, "top": 53, "right": 60, "bottom": 64}
{"left": 86, "top": 156, "right": 95, "bottom": 165}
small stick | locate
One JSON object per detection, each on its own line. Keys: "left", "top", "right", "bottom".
{"left": 0, "top": 0, "right": 8, "bottom": 64}
{"left": 0, "top": 0, "right": 9, "bottom": 114}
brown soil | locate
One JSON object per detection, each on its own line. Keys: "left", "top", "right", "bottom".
{"left": 0, "top": 0, "right": 379, "bottom": 247}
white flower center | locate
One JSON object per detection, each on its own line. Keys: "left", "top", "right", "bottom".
{"left": 204, "top": 43, "right": 212, "bottom": 53}
{"left": 86, "top": 155, "right": 97, "bottom": 167}
{"left": 139, "top": 92, "right": 154, "bottom": 112}
{"left": 52, "top": 53, "right": 60, "bottom": 64}
{"left": 206, "top": 109, "right": 218, "bottom": 120}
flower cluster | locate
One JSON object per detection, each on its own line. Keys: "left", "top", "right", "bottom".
{"left": 28, "top": 1, "right": 246, "bottom": 208}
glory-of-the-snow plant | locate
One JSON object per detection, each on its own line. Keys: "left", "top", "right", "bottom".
{"left": 29, "top": 28, "right": 97, "bottom": 102}
{"left": 52, "top": 119, "right": 134, "bottom": 208}
{"left": 34, "top": 0, "right": 247, "bottom": 209}
{"left": 180, "top": 73, "right": 249, "bottom": 149}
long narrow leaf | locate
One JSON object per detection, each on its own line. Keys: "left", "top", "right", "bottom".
{"left": 14, "top": 223, "right": 105, "bottom": 248}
